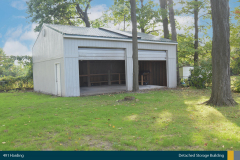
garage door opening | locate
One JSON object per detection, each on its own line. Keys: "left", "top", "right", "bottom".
{"left": 79, "top": 60, "right": 126, "bottom": 96}
{"left": 139, "top": 61, "right": 167, "bottom": 87}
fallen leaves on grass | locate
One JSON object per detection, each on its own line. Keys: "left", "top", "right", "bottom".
{"left": 204, "top": 143, "right": 208, "bottom": 146}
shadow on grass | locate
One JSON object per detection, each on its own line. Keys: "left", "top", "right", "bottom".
{"left": 118, "top": 89, "right": 240, "bottom": 150}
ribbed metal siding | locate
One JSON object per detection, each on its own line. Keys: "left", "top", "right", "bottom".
{"left": 138, "top": 50, "right": 166, "bottom": 60}
{"left": 64, "top": 58, "right": 80, "bottom": 97}
{"left": 33, "top": 58, "right": 65, "bottom": 96}
{"left": 78, "top": 48, "right": 125, "bottom": 60}
{"left": 32, "top": 26, "right": 65, "bottom": 96}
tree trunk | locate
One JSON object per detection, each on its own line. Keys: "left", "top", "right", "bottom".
{"left": 160, "top": 0, "right": 169, "bottom": 39}
{"left": 194, "top": 0, "right": 199, "bottom": 66}
{"left": 206, "top": 0, "right": 237, "bottom": 106}
{"left": 84, "top": 12, "right": 90, "bottom": 27}
{"left": 168, "top": 0, "right": 179, "bottom": 85}
{"left": 130, "top": 0, "right": 139, "bottom": 92}
{"left": 140, "top": 0, "right": 145, "bottom": 33}
{"left": 75, "top": 3, "right": 91, "bottom": 27}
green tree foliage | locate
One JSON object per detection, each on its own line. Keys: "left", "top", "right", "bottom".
{"left": 177, "top": 24, "right": 212, "bottom": 66}
{"left": 188, "top": 59, "right": 212, "bottom": 89}
{"left": 0, "top": 49, "right": 33, "bottom": 90}
{"left": 178, "top": 0, "right": 211, "bottom": 66}
{"left": 26, "top": 0, "right": 93, "bottom": 31}
{"left": 0, "top": 49, "right": 17, "bottom": 77}
{"left": 230, "top": 8, "right": 240, "bottom": 75}
{"left": 104, "top": 0, "right": 161, "bottom": 34}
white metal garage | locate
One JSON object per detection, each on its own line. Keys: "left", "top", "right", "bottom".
{"left": 32, "top": 24, "right": 177, "bottom": 97}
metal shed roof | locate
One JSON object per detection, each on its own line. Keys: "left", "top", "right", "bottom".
{"left": 44, "top": 24, "right": 177, "bottom": 43}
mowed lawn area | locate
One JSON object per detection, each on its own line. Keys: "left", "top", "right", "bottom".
{"left": 0, "top": 88, "right": 240, "bottom": 151}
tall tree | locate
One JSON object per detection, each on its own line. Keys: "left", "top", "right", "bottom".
{"left": 206, "top": 0, "right": 237, "bottom": 106}
{"left": 179, "top": 0, "right": 211, "bottom": 66}
{"left": 193, "top": 0, "right": 199, "bottom": 66}
{"left": 130, "top": 0, "right": 139, "bottom": 92}
{"left": 168, "top": 0, "right": 177, "bottom": 42}
{"left": 140, "top": 0, "right": 145, "bottom": 33}
{"left": 75, "top": 0, "right": 92, "bottom": 27}
{"left": 26, "top": 0, "right": 92, "bottom": 31}
{"left": 160, "top": 0, "right": 169, "bottom": 39}
{"left": 168, "top": 0, "right": 179, "bottom": 84}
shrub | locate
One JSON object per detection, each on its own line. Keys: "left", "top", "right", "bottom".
{"left": 0, "top": 76, "right": 33, "bottom": 91}
{"left": 233, "top": 76, "right": 240, "bottom": 92}
{"left": 188, "top": 60, "right": 212, "bottom": 89}
{"left": 180, "top": 78, "right": 189, "bottom": 87}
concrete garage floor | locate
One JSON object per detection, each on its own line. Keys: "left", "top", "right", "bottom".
{"left": 80, "top": 84, "right": 166, "bottom": 96}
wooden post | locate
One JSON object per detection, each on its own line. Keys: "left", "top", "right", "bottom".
{"left": 119, "top": 73, "right": 121, "bottom": 84}
{"left": 87, "top": 61, "right": 91, "bottom": 87}
{"left": 141, "top": 75, "right": 143, "bottom": 85}
{"left": 150, "top": 62, "right": 152, "bottom": 85}
{"left": 108, "top": 70, "right": 111, "bottom": 85}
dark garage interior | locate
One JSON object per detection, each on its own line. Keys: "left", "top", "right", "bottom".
{"left": 138, "top": 61, "right": 167, "bottom": 86}
{"left": 79, "top": 60, "right": 167, "bottom": 87}
{"left": 79, "top": 60, "right": 126, "bottom": 87}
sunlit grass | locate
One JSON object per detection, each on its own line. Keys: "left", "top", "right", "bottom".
{"left": 0, "top": 88, "right": 239, "bottom": 151}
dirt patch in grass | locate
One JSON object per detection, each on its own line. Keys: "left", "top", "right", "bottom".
{"left": 81, "top": 135, "right": 113, "bottom": 150}
{"left": 42, "top": 148, "right": 53, "bottom": 151}
{"left": 160, "top": 145, "right": 204, "bottom": 151}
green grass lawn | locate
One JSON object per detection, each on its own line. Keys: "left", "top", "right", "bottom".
{"left": 0, "top": 88, "right": 240, "bottom": 151}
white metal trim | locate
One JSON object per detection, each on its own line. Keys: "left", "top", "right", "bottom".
{"left": 78, "top": 57, "right": 125, "bottom": 60}
{"left": 63, "top": 35, "right": 178, "bottom": 45}
{"left": 166, "top": 50, "right": 169, "bottom": 88}
{"left": 54, "top": 62, "right": 61, "bottom": 96}
{"left": 33, "top": 57, "right": 64, "bottom": 64}
{"left": 138, "top": 57, "right": 166, "bottom": 61}
{"left": 99, "top": 27, "right": 141, "bottom": 38}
